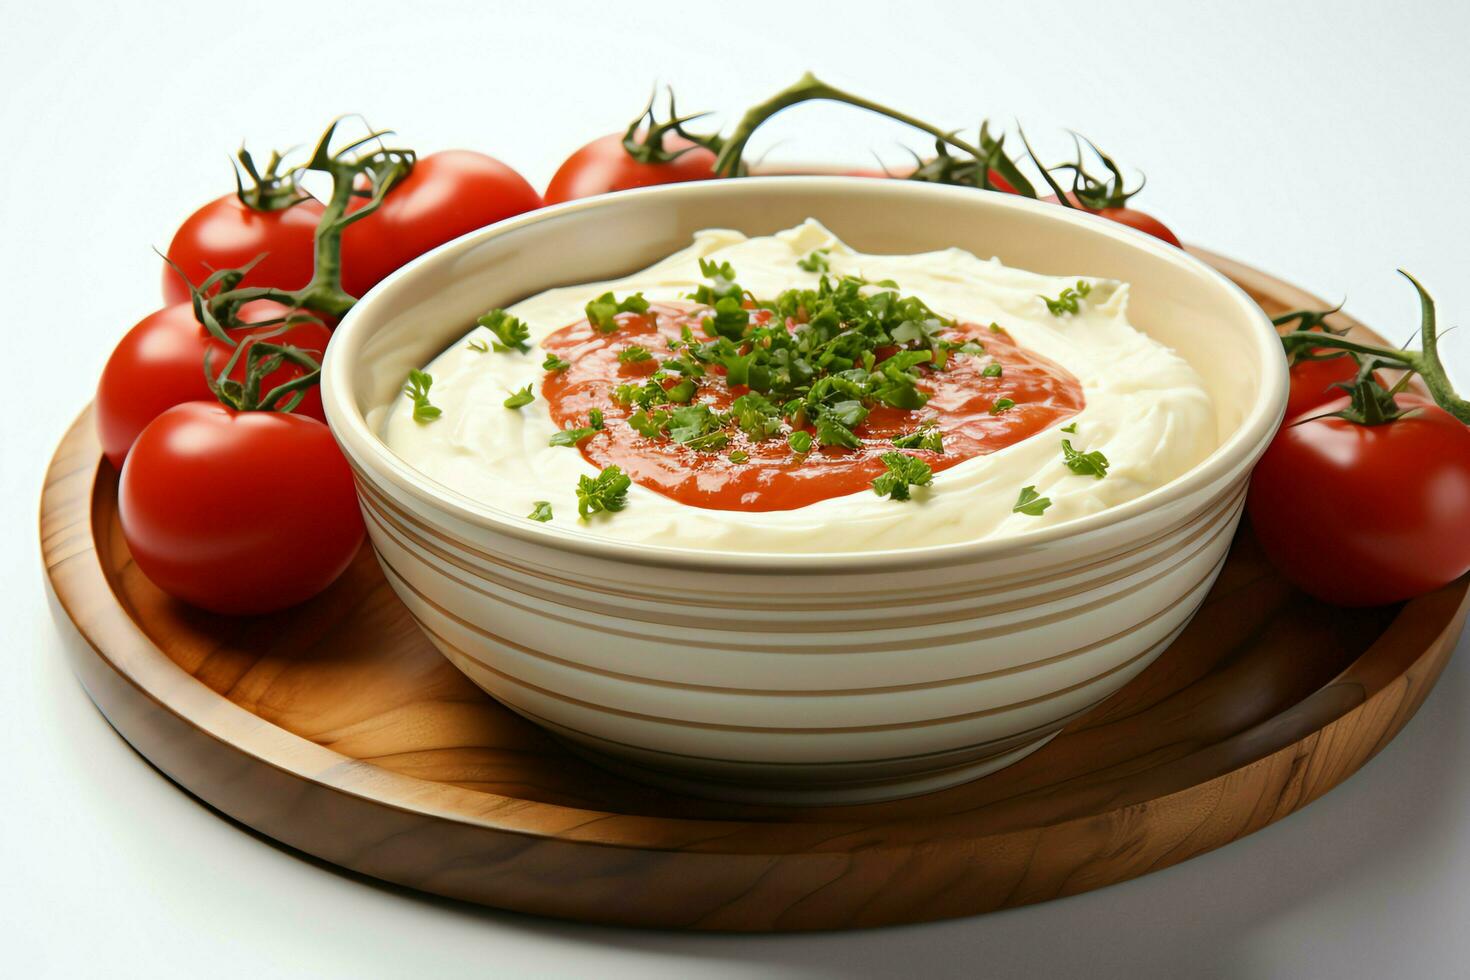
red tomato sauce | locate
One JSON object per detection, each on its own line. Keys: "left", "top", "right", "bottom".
{"left": 541, "top": 302, "right": 1083, "bottom": 512}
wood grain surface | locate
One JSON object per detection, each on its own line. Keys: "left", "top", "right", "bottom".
{"left": 40, "top": 249, "right": 1470, "bottom": 931}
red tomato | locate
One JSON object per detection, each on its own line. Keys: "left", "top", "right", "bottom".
{"left": 118, "top": 402, "right": 364, "bottom": 615}
{"left": 544, "top": 132, "right": 720, "bottom": 205}
{"left": 1044, "top": 192, "right": 1180, "bottom": 247}
{"left": 340, "top": 150, "right": 542, "bottom": 299}
{"left": 96, "top": 301, "right": 329, "bottom": 469}
{"left": 162, "top": 194, "right": 325, "bottom": 305}
{"left": 1248, "top": 394, "right": 1470, "bottom": 605}
{"left": 1285, "top": 352, "right": 1365, "bottom": 420}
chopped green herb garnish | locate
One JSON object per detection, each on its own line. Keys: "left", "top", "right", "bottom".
{"left": 704, "top": 295, "right": 750, "bottom": 342}
{"left": 814, "top": 412, "right": 861, "bottom": 449}
{"left": 477, "top": 309, "right": 531, "bottom": 352}
{"left": 549, "top": 415, "right": 602, "bottom": 446}
{"left": 872, "top": 452, "right": 934, "bottom": 501}
{"left": 1013, "top": 485, "right": 1052, "bottom": 516}
{"left": 527, "top": 501, "right": 553, "bottom": 522}
{"left": 467, "top": 338, "right": 490, "bottom": 353}
{"left": 1041, "top": 281, "right": 1093, "bottom": 317}
{"left": 689, "top": 258, "right": 743, "bottom": 307}
{"left": 990, "top": 397, "right": 1016, "bottom": 415}
{"left": 661, "top": 354, "right": 705, "bottom": 377}
{"left": 1061, "top": 439, "right": 1110, "bottom": 479}
{"left": 935, "top": 339, "right": 985, "bottom": 368}
{"left": 550, "top": 427, "right": 597, "bottom": 447}
{"left": 989, "top": 322, "right": 1008, "bottom": 334}
{"left": 618, "top": 345, "right": 653, "bottom": 364}
{"left": 542, "top": 352, "right": 571, "bottom": 372}
{"left": 627, "top": 408, "right": 670, "bottom": 438}
{"left": 614, "top": 378, "right": 670, "bottom": 410}
{"left": 567, "top": 260, "right": 998, "bottom": 467}
{"left": 730, "top": 392, "right": 783, "bottom": 441}
{"left": 797, "top": 248, "right": 830, "bottom": 273}
{"left": 576, "top": 466, "right": 632, "bottom": 520}
{"left": 403, "top": 369, "right": 441, "bottom": 423}
{"left": 893, "top": 423, "right": 944, "bottom": 453}
{"left": 981, "top": 362, "right": 1003, "bottom": 378}
{"left": 1060, "top": 421, "right": 1078, "bottom": 433}
{"left": 665, "top": 377, "right": 697, "bottom": 403}
{"left": 585, "top": 291, "right": 650, "bottom": 332}
{"left": 728, "top": 450, "right": 750, "bottom": 463}
{"left": 666, "top": 404, "right": 729, "bottom": 450}
{"left": 503, "top": 385, "right": 535, "bottom": 409}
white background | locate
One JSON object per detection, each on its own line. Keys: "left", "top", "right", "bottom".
{"left": 4, "top": 1, "right": 1470, "bottom": 976}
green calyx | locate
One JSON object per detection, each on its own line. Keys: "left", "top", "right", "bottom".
{"left": 204, "top": 323, "right": 323, "bottom": 413}
{"left": 195, "top": 117, "right": 417, "bottom": 340}
{"left": 713, "top": 72, "right": 1037, "bottom": 197}
{"left": 621, "top": 87, "right": 726, "bottom": 165}
{"left": 1020, "top": 130, "right": 1144, "bottom": 211}
{"left": 233, "top": 146, "right": 313, "bottom": 212}
{"left": 903, "top": 123, "right": 1032, "bottom": 195}
{"left": 1272, "top": 304, "right": 1349, "bottom": 366}
{"left": 1279, "top": 271, "right": 1470, "bottom": 426}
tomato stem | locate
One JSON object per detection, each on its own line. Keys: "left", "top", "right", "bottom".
{"left": 206, "top": 336, "right": 322, "bottom": 414}
{"left": 621, "top": 87, "right": 725, "bottom": 164}
{"left": 1048, "top": 133, "right": 1145, "bottom": 210}
{"left": 1279, "top": 272, "right": 1470, "bottom": 424}
{"left": 713, "top": 72, "right": 1036, "bottom": 196}
{"left": 199, "top": 118, "right": 416, "bottom": 332}
{"left": 233, "top": 146, "right": 313, "bottom": 212}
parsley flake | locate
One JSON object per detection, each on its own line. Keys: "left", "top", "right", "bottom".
{"left": 667, "top": 403, "right": 730, "bottom": 451}
{"left": 477, "top": 309, "right": 531, "bottom": 352}
{"left": 1013, "top": 485, "right": 1052, "bottom": 516}
{"left": 1060, "top": 422, "right": 1078, "bottom": 433}
{"left": 990, "top": 397, "right": 1016, "bottom": 415}
{"left": 504, "top": 385, "right": 534, "bottom": 410}
{"left": 872, "top": 452, "right": 934, "bottom": 501}
{"left": 586, "top": 292, "right": 650, "bottom": 332}
{"left": 1061, "top": 439, "right": 1110, "bottom": 479}
{"left": 549, "top": 409, "right": 603, "bottom": 446}
{"left": 814, "top": 413, "right": 861, "bottom": 449}
{"left": 543, "top": 352, "right": 571, "bottom": 372}
{"left": 1041, "top": 281, "right": 1093, "bottom": 317}
{"left": 893, "top": 423, "right": 944, "bottom": 453}
{"left": 797, "top": 248, "right": 830, "bottom": 273}
{"left": 728, "top": 450, "right": 750, "bottom": 463}
{"left": 628, "top": 408, "right": 670, "bottom": 438}
{"left": 576, "top": 465, "right": 632, "bottom": 520}
{"left": 665, "top": 376, "right": 697, "bottom": 403}
{"left": 787, "top": 430, "right": 814, "bottom": 454}
{"left": 527, "top": 501, "right": 553, "bottom": 522}
{"left": 981, "top": 362, "right": 1003, "bottom": 378}
{"left": 618, "top": 345, "right": 653, "bottom": 364}
{"left": 730, "top": 392, "right": 783, "bottom": 441}
{"left": 403, "top": 369, "right": 441, "bottom": 423}
{"left": 467, "top": 338, "right": 489, "bottom": 353}
{"left": 690, "top": 258, "right": 743, "bottom": 306}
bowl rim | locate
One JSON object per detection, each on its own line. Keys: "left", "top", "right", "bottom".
{"left": 323, "top": 176, "right": 1287, "bottom": 573}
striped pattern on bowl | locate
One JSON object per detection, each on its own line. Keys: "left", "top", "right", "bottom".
{"left": 323, "top": 178, "right": 1286, "bottom": 804}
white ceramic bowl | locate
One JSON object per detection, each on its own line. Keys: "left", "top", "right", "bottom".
{"left": 322, "top": 178, "right": 1286, "bottom": 805}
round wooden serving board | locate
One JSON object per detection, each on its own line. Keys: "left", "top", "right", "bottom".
{"left": 41, "top": 249, "right": 1469, "bottom": 931}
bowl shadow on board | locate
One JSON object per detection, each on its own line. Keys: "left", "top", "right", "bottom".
{"left": 47, "top": 574, "right": 1470, "bottom": 978}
